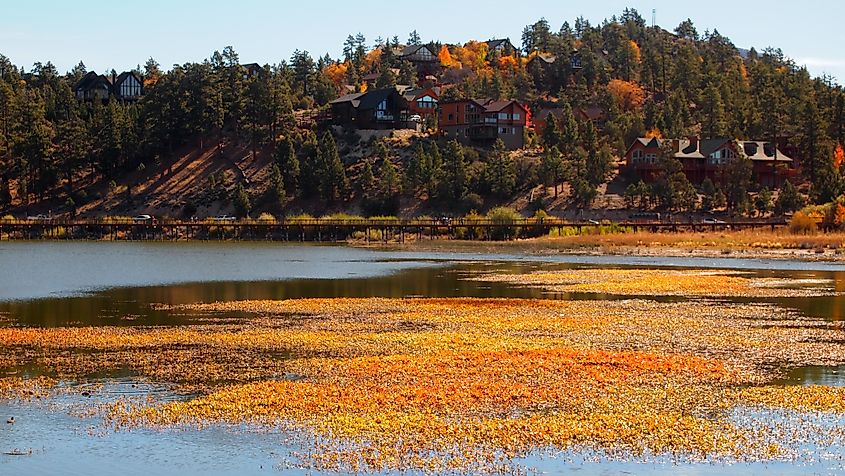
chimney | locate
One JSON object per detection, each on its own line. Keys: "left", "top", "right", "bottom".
{"left": 688, "top": 136, "right": 700, "bottom": 152}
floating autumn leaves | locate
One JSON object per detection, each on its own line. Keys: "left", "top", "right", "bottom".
{"left": 471, "top": 268, "right": 837, "bottom": 297}
{"left": 3, "top": 296, "right": 845, "bottom": 472}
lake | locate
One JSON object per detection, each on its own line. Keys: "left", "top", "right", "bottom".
{"left": 1, "top": 242, "right": 844, "bottom": 475}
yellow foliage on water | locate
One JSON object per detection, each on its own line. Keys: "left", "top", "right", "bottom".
{"left": 3, "top": 292, "right": 845, "bottom": 471}
{"left": 474, "top": 268, "right": 835, "bottom": 297}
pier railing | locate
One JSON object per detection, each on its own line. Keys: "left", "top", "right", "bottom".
{"left": 0, "top": 217, "right": 789, "bottom": 241}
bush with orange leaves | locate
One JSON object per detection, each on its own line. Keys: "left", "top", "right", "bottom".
{"left": 608, "top": 79, "right": 645, "bottom": 111}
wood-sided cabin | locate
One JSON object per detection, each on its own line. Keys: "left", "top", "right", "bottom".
{"left": 439, "top": 99, "right": 529, "bottom": 150}
{"left": 75, "top": 71, "right": 144, "bottom": 102}
{"left": 74, "top": 72, "right": 113, "bottom": 101}
{"left": 113, "top": 72, "right": 143, "bottom": 102}
{"left": 329, "top": 88, "right": 412, "bottom": 130}
{"left": 625, "top": 137, "right": 794, "bottom": 187}
{"left": 485, "top": 39, "right": 517, "bottom": 57}
{"left": 399, "top": 44, "right": 440, "bottom": 77}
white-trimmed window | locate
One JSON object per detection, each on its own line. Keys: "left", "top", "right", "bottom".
{"left": 632, "top": 150, "right": 644, "bottom": 164}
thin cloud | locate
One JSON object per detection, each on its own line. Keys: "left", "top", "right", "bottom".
{"left": 797, "top": 57, "right": 845, "bottom": 68}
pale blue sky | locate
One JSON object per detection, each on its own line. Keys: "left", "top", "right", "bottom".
{"left": 2, "top": 0, "right": 843, "bottom": 82}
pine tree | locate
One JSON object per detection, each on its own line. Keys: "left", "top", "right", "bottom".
{"left": 276, "top": 137, "right": 299, "bottom": 194}
{"left": 541, "top": 146, "right": 565, "bottom": 198}
{"left": 440, "top": 140, "right": 467, "bottom": 201}
{"left": 233, "top": 183, "right": 251, "bottom": 217}
{"left": 268, "top": 163, "right": 286, "bottom": 207}
{"left": 484, "top": 140, "right": 517, "bottom": 197}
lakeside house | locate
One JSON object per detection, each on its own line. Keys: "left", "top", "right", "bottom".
{"left": 75, "top": 71, "right": 143, "bottom": 102}
{"left": 485, "top": 39, "right": 517, "bottom": 56}
{"left": 399, "top": 44, "right": 440, "bottom": 78}
{"left": 329, "top": 87, "right": 417, "bottom": 130}
{"left": 439, "top": 98, "right": 530, "bottom": 150}
{"left": 624, "top": 137, "right": 794, "bottom": 188}
{"left": 400, "top": 86, "right": 440, "bottom": 122}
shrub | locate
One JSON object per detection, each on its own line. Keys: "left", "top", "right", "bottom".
{"left": 789, "top": 211, "right": 818, "bottom": 235}
{"left": 257, "top": 213, "right": 276, "bottom": 222}
{"left": 486, "top": 207, "right": 522, "bottom": 240}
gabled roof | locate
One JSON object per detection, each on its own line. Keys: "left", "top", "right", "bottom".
{"left": 357, "top": 88, "right": 400, "bottom": 110}
{"left": 627, "top": 137, "right": 793, "bottom": 163}
{"left": 486, "top": 39, "right": 515, "bottom": 51}
{"left": 400, "top": 44, "right": 438, "bottom": 60}
{"left": 75, "top": 71, "right": 111, "bottom": 91}
{"left": 114, "top": 71, "right": 142, "bottom": 87}
{"left": 740, "top": 141, "right": 793, "bottom": 162}
{"left": 329, "top": 92, "right": 365, "bottom": 107}
{"left": 483, "top": 100, "right": 526, "bottom": 113}
{"left": 401, "top": 87, "right": 439, "bottom": 102}
{"left": 529, "top": 53, "right": 557, "bottom": 65}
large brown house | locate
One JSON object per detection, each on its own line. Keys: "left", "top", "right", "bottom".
{"left": 439, "top": 99, "right": 530, "bottom": 150}
{"left": 625, "top": 137, "right": 794, "bottom": 188}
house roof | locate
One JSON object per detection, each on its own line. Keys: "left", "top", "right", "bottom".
{"left": 740, "top": 141, "right": 793, "bottom": 162}
{"left": 484, "top": 100, "right": 519, "bottom": 112}
{"left": 486, "top": 39, "right": 514, "bottom": 51}
{"left": 329, "top": 92, "right": 365, "bottom": 107}
{"left": 628, "top": 137, "right": 793, "bottom": 162}
{"left": 75, "top": 71, "right": 111, "bottom": 91}
{"left": 401, "top": 87, "right": 439, "bottom": 102}
{"left": 400, "top": 44, "right": 437, "bottom": 60}
{"left": 575, "top": 106, "right": 604, "bottom": 121}
{"left": 114, "top": 71, "right": 142, "bottom": 88}
{"left": 529, "top": 53, "right": 557, "bottom": 65}
{"left": 357, "top": 88, "right": 400, "bottom": 110}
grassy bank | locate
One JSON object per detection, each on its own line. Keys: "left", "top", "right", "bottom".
{"left": 376, "top": 229, "right": 845, "bottom": 261}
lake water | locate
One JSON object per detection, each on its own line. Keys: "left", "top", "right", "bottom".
{"left": 1, "top": 242, "right": 845, "bottom": 475}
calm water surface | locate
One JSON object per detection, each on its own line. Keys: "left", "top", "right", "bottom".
{"left": 1, "top": 242, "right": 845, "bottom": 475}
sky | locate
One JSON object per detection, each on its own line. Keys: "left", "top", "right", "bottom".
{"left": 2, "top": 0, "right": 844, "bottom": 82}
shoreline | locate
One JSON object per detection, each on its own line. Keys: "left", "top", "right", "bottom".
{"left": 359, "top": 236, "right": 845, "bottom": 264}
{"left": 2, "top": 232, "right": 845, "bottom": 264}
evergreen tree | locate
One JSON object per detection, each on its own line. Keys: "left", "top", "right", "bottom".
{"left": 233, "top": 182, "right": 251, "bottom": 217}
{"left": 276, "top": 137, "right": 299, "bottom": 194}
{"left": 440, "top": 140, "right": 467, "bottom": 201}
{"left": 541, "top": 146, "right": 565, "bottom": 198}
{"left": 774, "top": 180, "right": 804, "bottom": 215}
{"left": 317, "top": 132, "right": 348, "bottom": 201}
{"left": 484, "top": 140, "right": 517, "bottom": 197}
{"left": 268, "top": 163, "right": 286, "bottom": 207}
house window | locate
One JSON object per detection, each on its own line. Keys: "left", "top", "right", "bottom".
{"left": 417, "top": 96, "right": 436, "bottom": 109}
{"left": 498, "top": 112, "right": 508, "bottom": 121}
{"left": 632, "top": 150, "right": 644, "bottom": 164}
{"left": 448, "top": 113, "right": 454, "bottom": 121}
{"left": 645, "top": 153, "right": 657, "bottom": 164}
{"left": 513, "top": 113, "right": 520, "bottom": 121}
{"left": 499, "top": 127, "right": 509, "bottom": 134}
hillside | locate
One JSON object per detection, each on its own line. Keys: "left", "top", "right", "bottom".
{"left": 0, "top": 8, "right": 843, "bottom": 221}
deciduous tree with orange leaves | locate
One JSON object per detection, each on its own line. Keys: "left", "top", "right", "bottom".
{"left": 323, "top": 62, "right": 349, "bottom": 87}
{"left": 608, "top": 79, "right": 645, "bottom": 111}
{"left": 438, "top": 45, "right": 458, "bottom": 68}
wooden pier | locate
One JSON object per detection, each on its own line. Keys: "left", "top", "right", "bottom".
{"left": 0, "top": 218, "right": 788, "bottom": 242}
